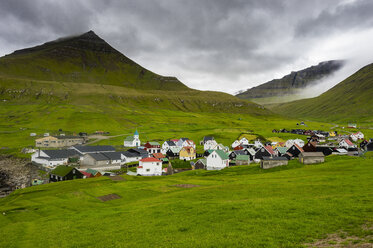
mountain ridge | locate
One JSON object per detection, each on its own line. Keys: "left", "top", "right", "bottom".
{"left": 236, "top": 60, "right": 345, "bottom": 103}
{"left": 270, "top": 62, "right": 373, "bottom": 123}
{"left": 0, "top": 30, "right": 188, "bottom": 91}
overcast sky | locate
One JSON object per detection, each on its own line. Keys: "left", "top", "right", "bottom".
{"left": 0, "top": 0, "right": 373, "bottom": 94}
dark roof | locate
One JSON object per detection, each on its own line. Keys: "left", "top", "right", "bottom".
{"left": 203, "top": 136, "right": 214, "bottom": 142}
{"left": 42, "top": 149, "right": 80, "bottom": 159}
{"left": 101, "top": 152, "right": 122, "bottom": 160}
{"left": 50, "top": 165, "right": 75, "bottom": 177}
{"left": 72, "top": 145, "right": 115, "bottom": 153}
{"left": 230, "top": 150, "right": 246, "bottom": 156}
{"left": 122, "top": 151, "right": 140, "bottom": 158}
{"left": 165, "top": 141, "right": 176, "bottom": 146}
{"left": 88, "top": 152, "right": 123, "bottom": 161}
{"left": 88, "top": 153, "right": 110, "bottom": 161}
{"left": 262, "top": 156, "right": 288, "bottom": 161}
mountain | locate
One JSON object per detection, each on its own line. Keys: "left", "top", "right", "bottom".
{"left": 0, "top": 30, "right": 188, "bottom": 91}
{"left": 236, "top": 60, "right": 345, "bottom": 104}
{"left": 270, "top": 63, "right": 373, "bottom": 123}
{"left": 0, "top": 31, "right": 276, "bottom": 155}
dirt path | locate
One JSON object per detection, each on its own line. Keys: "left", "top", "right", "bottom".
{"left": 84, "top": 134, "right": 127, "bottom": 145}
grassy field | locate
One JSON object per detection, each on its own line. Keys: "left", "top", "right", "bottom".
{"left": 0, "top": 155, "right": 372, "bottom": 247}
{"left": 2, "top": 75, "right": 360, "bottom": 157}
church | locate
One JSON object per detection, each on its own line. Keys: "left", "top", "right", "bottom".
{"left": 124, "top": 130, "right": 141, "bottom": 147}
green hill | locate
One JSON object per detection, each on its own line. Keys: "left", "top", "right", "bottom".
{"left": 236, "top": 60, "right": 344, "bottom": 104}
{"left": 0, "top": 156, "right": 372, "bottom": 247}
{"left": 270, "top": 63, "right": 373, "bottom": 124}
{"left": 0, "top": 31, "right": 297, "bottom": 155}
{"left": 0, "top": 31, "right": 189, "bottom": 91}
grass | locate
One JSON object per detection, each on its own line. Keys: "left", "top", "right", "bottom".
{"left": 0, "top": 155, "right": 372, "bottom": 247}
{"left": 1, "top": 75, "right": 355, "bottom": 157}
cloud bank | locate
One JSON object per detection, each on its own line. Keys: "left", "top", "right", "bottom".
{"left": 0, "top": 0, "right": 372, "bottom": 94}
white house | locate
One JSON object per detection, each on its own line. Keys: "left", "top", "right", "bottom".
{"left": 239, "top": 137, "right": 249, "bottom": 145}
{"left": 136, "top": 157, "right": 162, "bottom": 176}
{"left": 206, "top": 150, "right": 229, "bottom": 170}
{"left": 124, "top": 130, "right": 141, "bottom": 147}
{"left": 254, "top": 140, "right": 263, "bottom": 148}
{"left": 231, "top": 140, "right": 241, "bottom": 148}
{"left": 31, "top": 149, "right": 80, "bottom": 168}
{"left": 161, "top": 141, "right": 177, "bottom": 154}
{"left": 339, "top": 139, "right": 356, "bottom": 149}
{"left": 350, "top": 132, "right": 364, "bottom": 142}
{"left": 212, "top": 143, "right": 229, "bottom": 153}
{"left": 121, "top": 148, "right": 148, "bottom": 163}
{"left": 285, "top": 139, "right": 304, "bottom": 148}
{"left": 176, "top": 138, "right": 189, "bottom": 147}
{"left": 294, "top": 139, "right": 305, "bottom": 147}
{"left": 204, "top": 139, "right": 218, "bottom": 150}
{"left": 181, "top": 139, "right": 196, "bottom": 149}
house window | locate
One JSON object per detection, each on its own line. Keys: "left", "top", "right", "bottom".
{"left": 146, "top": 169, "right": 150, "bottom": 172}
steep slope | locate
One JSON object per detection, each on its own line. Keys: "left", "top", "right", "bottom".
{"left": 270, "top": 63, "right": 373, "bottom": 123}
{"left": 0, "top": 31, "right": 279, "bottom": 154}
{"left": 0, "top": 31, "right": 188, "bottom": 91}
{"left": 236, "top": 60, "right": 344, "bottom": 103}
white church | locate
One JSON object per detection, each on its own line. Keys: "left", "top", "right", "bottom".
{"left": 124, "top": 130, "right": 141, "bottom": 147}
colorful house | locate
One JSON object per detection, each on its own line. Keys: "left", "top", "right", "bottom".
{"left": 179, "top": 146, "right": 196, "bottom": 161}
{"left": 144, "top": 142, "right": 161, "bottom": 154}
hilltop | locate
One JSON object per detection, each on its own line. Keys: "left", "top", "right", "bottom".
{"left": 0, "top": 31, "right": 280, "bottom": 155}
{"left": 236, "top": 60, "right": 344, "bottom": 104}
{"left": 270, "top": 62, "right": 373, "bottom": 124}
{"left": 0, "top": 31, "right": 188, "bottom": 91}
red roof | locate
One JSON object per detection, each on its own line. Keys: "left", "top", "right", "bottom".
{"left": 152, "top": 153, "right": 165, "bottom": 159}
{"left": 171, "top": 139, "right": 179, "bottom": 142}
{"left": 80, "top": 171, "right": 93, "bottom": 178}
{"left": 344, "top": 139, "right": 354, "bottom": 146}
{"left": 265, "top": 145, "right": 276, "bottom": 155}
{"left": 140, "top": 157, "right": 161, "bottom": 163}
{"left": 234, "top": 145, "right": 243, "bottom": 150}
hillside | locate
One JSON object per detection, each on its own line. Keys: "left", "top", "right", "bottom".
{"left": 236, "top": 60, "right": 344, "bottom": 104}
{"left": 0, "top": 156, "right": 372, "bottom": 247}
{"left": 270, "top": 63, "right": 373, "bottom": 124}
{"left": 0, "top": 31, "right": 188, "bottom": 91}
{"left": 0, "top": 31, "right": 285, "bottom": 155}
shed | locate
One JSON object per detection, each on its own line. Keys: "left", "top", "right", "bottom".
{"left": 260, "top": 157, "right": 288, "bottom": 169}
{"left": 299, "top": 152, "right": 325, "bottom": 164}
{"left": 236, "top": 155, "right": 250, "bottom": 165}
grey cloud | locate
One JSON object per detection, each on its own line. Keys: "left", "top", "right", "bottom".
{"left": 295, "top": 0, "right": 373, "bottom": 37}
{"left": 0, "top": 0, "right": 372, "bottom": 93}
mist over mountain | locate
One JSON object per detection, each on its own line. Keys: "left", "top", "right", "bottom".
{"left": 236, "top": 60, "right": 345, "bottom": 103}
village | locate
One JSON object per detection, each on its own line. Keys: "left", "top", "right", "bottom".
{"left": 24, "top": 126, "right": 373, "bottom": 185}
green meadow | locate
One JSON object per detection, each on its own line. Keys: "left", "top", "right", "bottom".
{"left": 0, "top": 155, "right": 372, "bottom": 247}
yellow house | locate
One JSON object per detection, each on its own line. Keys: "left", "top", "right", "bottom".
{"left": 329, "top": 131, "right": 336, "bottom": 137}
{"left": 272, "top": 142, "right": 285, "bottom": 149}
{"left": 179, "top": 146, "right": 196, "bottom": 161}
